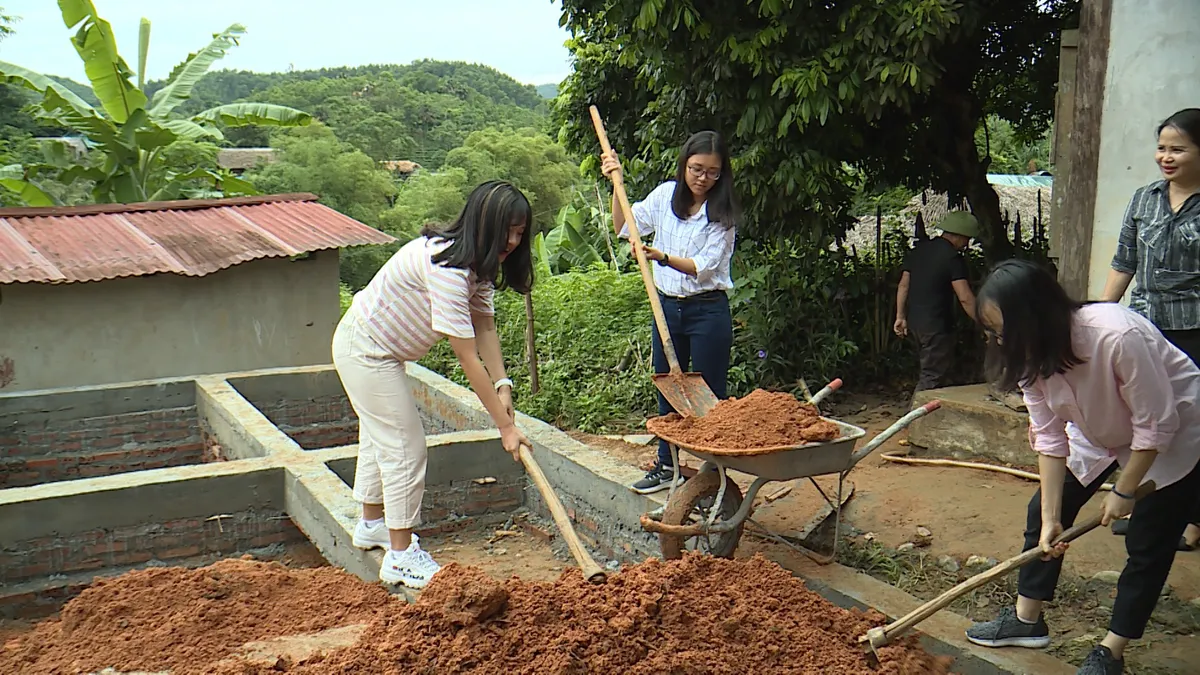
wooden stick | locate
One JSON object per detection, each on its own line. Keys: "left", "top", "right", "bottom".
{"left": 519, "top": 444, "right": 607, "bottom": 583}
{"left": 587, "top": 105, "right": 682, "bottom": 376}
{"left": 861, "top": 480, "right": 1156, "bottom": 649}
{"left": 879, "top": 452, "right": 1115, "bottom": 492}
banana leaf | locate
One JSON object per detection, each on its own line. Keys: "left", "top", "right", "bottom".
{"left": 58, "top": 0, "right": 147, "bottom": 123}
{"left": 148, "top": 24, "right": 246, "bottom": 118}
{"left": 193, "top": 102, "right": 312, "bottom": 128}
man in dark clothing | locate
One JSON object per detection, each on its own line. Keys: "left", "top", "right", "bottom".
{"left": 894, "top": 211, "right": 980, "bottom": 393}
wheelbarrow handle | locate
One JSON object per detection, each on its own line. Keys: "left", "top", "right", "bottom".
{"left": 847, "top": 400, "right": 940, "bottom": 467}
{"left": 809, "top": 378, "right": 843, "bottom": 406}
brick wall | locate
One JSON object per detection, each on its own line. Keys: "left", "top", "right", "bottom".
{"left": 0, "top": 406, "right": 204, "bottom": 489}
{"left": 253, "top": 394, "right": 460, "bottom": 450}
{"left": 422, "top": 475, "right": 525, "bottom": 523}
{"left": 0, "top": 510, "right": 305, "bottom": 618}
{"left": 255, "top": 395, "right": 358, "bottom": 450}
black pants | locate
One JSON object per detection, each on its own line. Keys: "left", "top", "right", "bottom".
{"left": 912, "top": 330, "right": 955, "bottom": 393}
{"left": 1018, "top": 460, "right": 1200, "bottom": 639}
{"left": 1160, "top": 329, "right": 1200, "bottom": 527}
{"left": 651, "top": 291, "right": 733, "bottom": 467}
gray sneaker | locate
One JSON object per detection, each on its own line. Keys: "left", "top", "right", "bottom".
{"left": 965, "top": 607, "right": 1051, "bottom": 649}
{"left": 1076, "top": 646, "right": 1123, "bottom": 675}
{"left": 631, "top": 464, "right": 682, "bottom": 495}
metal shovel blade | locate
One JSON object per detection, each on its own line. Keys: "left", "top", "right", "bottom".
{"left": 652, "top": 371, "right": 720, "bottom": 417}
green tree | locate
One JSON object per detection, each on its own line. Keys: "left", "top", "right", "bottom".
{"left": 0, "top": 0, "right": 310, "bottom": 205}
{"left": 441, "top": 127, "right": 578, "bottom": 224}
{"left": 555, "top": 0, "right": 1073, "bottom": 261}
{"left": 246, "top": 123, "right": 399, "bottom": 290}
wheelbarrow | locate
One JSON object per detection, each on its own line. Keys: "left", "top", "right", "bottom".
{"left": 639, "top": 380, "right": 941, "bottom": 563}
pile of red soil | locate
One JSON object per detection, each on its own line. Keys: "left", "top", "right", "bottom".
{"left": 0, "top": 557, "right": 396, "bottom": 675}
{"left": 648, "top": 389, "right": 842, "bottom": 450}
{"left": 2, "top": 555, "right": 952, "bottom": 675}
{"left": 225, "top": 554, "right": 951, "bottom": 675}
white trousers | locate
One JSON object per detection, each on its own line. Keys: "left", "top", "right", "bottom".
{"left": 331, "top": 310, "right": 427, "bottom": 530}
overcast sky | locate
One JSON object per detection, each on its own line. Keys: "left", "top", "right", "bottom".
{"left": 0, "top": 1, "right": 573, "bottom": 86}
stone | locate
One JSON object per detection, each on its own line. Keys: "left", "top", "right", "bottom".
{"left": 897, "top": 542, "right": 916, "bottom": 553}
{"left": 1091, "top": 570, "right": 1122, "bottom": 585}
{"left": 606, "top": 559, "right": 621, "bottom": 572}
{"left": 965, "top": 555, "right": 997, "bottom": 570}
{"left": 936, "top": 555, "right": 960, "bottom": 574}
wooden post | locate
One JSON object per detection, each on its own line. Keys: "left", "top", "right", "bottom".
{"left": 1057, "top": 1, "right": 1112, "bottom": 300}
{"left": 524, "top": 292, "right": 538, "bottom": 394}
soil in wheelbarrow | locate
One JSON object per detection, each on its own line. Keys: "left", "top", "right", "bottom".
{"left": 650, "top": 388, "right": 841, "bottom": 450}
{"left": 216, "top": 553, "right": 950, "bottom": 674}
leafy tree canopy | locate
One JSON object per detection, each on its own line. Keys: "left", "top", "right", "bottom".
{"left": 555, "top": 0, "right": 1074, "bottom": 259}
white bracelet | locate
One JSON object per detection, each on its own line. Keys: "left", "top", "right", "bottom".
{"left": 494, "top": 377, "right": 513, "bottom": 391}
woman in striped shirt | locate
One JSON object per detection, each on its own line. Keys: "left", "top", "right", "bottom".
{"left": 332, "top": 180, "right": 533, "bottom": 589}
{"left": 600, "top": 131, "right": 740, "bottom": 494}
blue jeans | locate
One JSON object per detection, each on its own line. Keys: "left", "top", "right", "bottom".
{"left": 651, "top": 291, "right": 733, "bottom": 467}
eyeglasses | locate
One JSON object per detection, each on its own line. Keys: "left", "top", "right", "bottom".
{"left": 686, "top": 164, "right": 721, "bottom": 181}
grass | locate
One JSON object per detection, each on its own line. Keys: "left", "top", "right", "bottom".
{"left": 835, "top": 539, "right": 1200, "bottom": 674}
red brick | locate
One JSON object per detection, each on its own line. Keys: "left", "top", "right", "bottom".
{"left": 159, "top": 545, "right": 202, "bottom": 559}
{"left": 23, "top": 458, "right": 58, "bottom": 469}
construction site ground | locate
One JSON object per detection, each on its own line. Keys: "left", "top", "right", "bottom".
{"left": 571, "top": 391, "right": 1200, "bottom": 675}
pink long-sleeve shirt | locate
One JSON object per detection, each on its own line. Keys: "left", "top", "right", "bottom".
{"left": 1022, "top": 303, "right": 1200, "bottom": 490}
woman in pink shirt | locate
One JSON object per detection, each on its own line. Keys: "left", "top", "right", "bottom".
{"left": 333, "top": 180, "right": 533, "bottom": 589}
{"left": 965, "top": 259, "right": 1200, "bottom": 675}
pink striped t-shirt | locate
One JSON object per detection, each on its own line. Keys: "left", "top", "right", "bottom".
{"left": 349, "top": 235, "right": 495, "bottom": 362}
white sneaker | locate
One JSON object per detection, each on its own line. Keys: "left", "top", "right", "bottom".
{"left": 380, "top": 541, "right": 441, "bottom": 589}
{"left": 352, "top": 520, "right": 418, "bottom": 551}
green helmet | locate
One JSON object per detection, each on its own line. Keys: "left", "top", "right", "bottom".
{"left": 939, "top": 211, "right": 980, "bottom": 238}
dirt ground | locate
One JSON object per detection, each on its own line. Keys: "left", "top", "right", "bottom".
{"left": 574, "top": 391, "right": 1200, "bottom": 674}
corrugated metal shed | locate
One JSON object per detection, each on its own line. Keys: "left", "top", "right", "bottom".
{"left": 0, "top": 194, "right": 396, "bottom": 284}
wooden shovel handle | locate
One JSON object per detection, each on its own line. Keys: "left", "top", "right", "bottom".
{"left": 589, "top": 105, "right": 681, "bottom": 374}
{"left": 519, "top": 444, "right": 607, "bottom": 583}
{"left": 865, "top": 480, "right": 1157, "bottom": 646}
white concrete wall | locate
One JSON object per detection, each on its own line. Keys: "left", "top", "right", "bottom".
{"left": 1087, "top": 0, "right": 1200, "bottom": 300}
{"left": 0, "top": 251, "right": 340, "bottom": 392}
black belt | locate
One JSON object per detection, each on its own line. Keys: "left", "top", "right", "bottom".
{"left": 658, "top": 290, "right": 727, "bottom": 303}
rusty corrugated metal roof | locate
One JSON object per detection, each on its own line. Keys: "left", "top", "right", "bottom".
{"left": 0, "top": 194, "right": 396, "bottom": 284}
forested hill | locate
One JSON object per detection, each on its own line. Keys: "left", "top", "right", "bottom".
{"left": 137, "top": 60, "right": 550, "bottom": 167}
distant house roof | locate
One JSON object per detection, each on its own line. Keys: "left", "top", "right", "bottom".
{"left": 380, "top": 160, "right": 422, "bottom": 174}
{"left": 0, "top": 194, "right": 396, "bottom": 285}
{"left": 985, "top": 173, "right": 1054, "bottom": 188}
{"left": 217, "top": 148, "right": 278, "bottom": 171}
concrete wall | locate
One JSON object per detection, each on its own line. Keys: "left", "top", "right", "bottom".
{"left": 0, "top": 250, "right": 340, "bottom": 392}
{"left": 1085, "top": 0, "right": 1200, "bottom": 300}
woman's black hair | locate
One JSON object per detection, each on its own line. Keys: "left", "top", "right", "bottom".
{"left": 421, "top": 180, "right": 534, "bottom": 294}
{"left": 671, "top": 130, "right": 739, "bottom": 229}
{"left": 1157, "top": 108, "right": 1200, "bottom": 146}
{"left": 976, "top": 259, "right": 1086, "bottom": 391}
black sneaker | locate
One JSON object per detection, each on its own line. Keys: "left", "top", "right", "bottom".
{"left": 1076, "top": 645, "right": 1123, "bottom": 675}
{"left": 965, "top": 607, "right": 1051, "bottom": 649}
{"left": 631, "top": 464, "right": 681, "bottom": 495}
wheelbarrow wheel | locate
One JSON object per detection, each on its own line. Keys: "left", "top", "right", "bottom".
{"left": 659, "top": 470, "right": 744, "bottom": 560}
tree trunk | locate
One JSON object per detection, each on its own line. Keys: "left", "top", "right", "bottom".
{"left": 524, "top": 292, "right": 539, "bottom": 394}
{"left": 947, "top": 95, "right": 1014, "bottom": 265}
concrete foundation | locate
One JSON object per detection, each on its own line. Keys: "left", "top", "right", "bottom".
{"left": 0, "top": 364, "right": 1071, "bottom": 673}
{"left": 908, "top": 384, "right": 1033, "bottom": 465}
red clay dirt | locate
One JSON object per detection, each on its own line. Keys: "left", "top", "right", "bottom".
{"left": 1, "top": 554, "right": 952, "bottom": 675}
{"left": 223, "top": 553, "right": 951, "bottom": 675}
{"left": 649, "top": 388, "right": 841, "bottom": 450}
{"left": 0, "top": 557, "right": 396, "bottom": 675}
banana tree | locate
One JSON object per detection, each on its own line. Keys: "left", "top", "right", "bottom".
{"left": 0, "top": 0, "right": 311, "bottom": 205}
